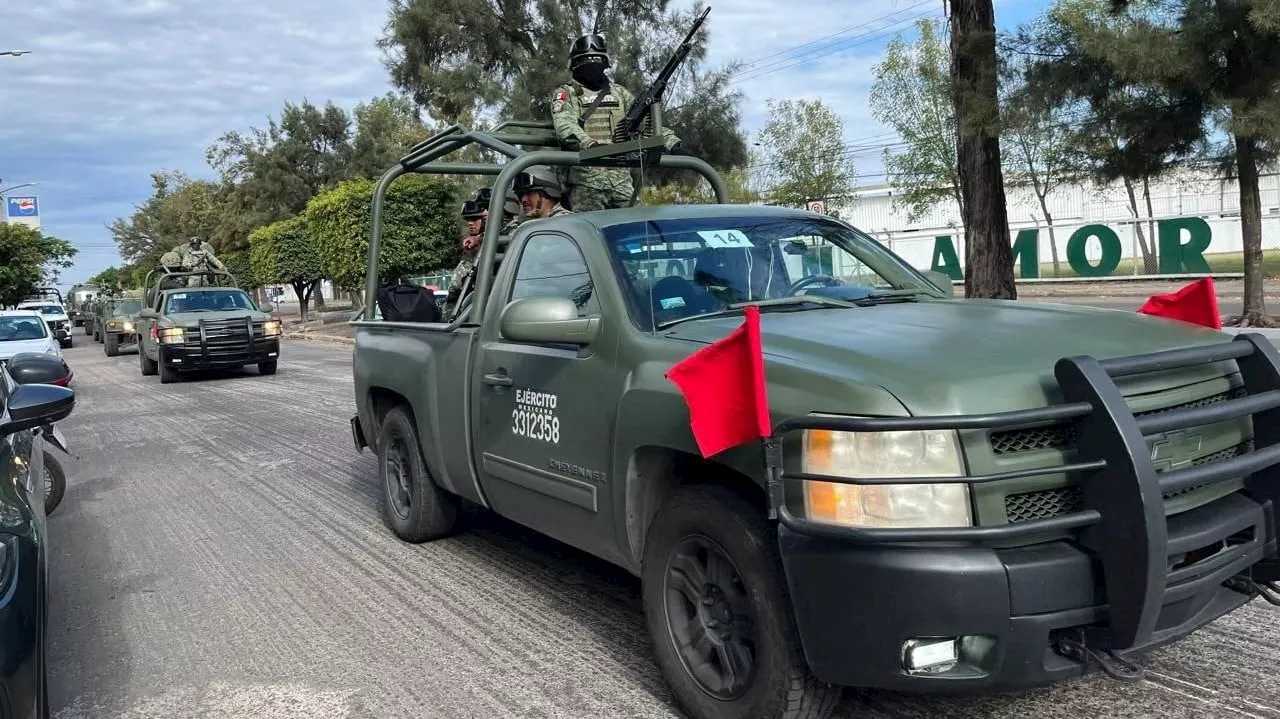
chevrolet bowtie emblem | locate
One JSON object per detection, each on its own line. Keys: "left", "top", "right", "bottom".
{"left": 1150, "top": 430, "right": 1204, "bottom": 469}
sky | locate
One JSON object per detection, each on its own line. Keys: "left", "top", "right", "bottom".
{"left": 0, "top": 0, "right": 1049, "bottom": 289}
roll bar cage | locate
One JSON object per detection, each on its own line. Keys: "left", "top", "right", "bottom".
{"left": 142, "top": 269, "right": 240, "bottom": 306}
{"left": 359, "top": 108, "right": 731, "bottom": 324}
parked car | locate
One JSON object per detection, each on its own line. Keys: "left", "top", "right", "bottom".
{"left": 14, "top": 303, "right": 72, "bottom": 350}
{"left": 0, "top": 312, "right": 72, "bottom": 384}
{"left": 0, "top": 353, "right": 77, "bottom": 718}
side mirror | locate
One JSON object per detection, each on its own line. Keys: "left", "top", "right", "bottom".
{"left": 1, "top": 384, "right": 74, "bottom": 436}
{"left": 139, "top": 308, "right": 158, "bottom": 319}
{"left": 500, "top": 297, "right": 600, "bottom": 345}
{"left": 923, "top": 270, "right": 956, "bottom": 298}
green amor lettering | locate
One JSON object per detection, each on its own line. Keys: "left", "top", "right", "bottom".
{"left": 1157, "top": 217, "right": 1212, "bottom": 273}
{"left": 931, "top": 236, "right": 963, "bottom": 280}
{"left": 1066, "top": 224, "right": 1122, "bottom": 276}
{"left": 1011, "top": 229, "right": 1040, "bottom": 279}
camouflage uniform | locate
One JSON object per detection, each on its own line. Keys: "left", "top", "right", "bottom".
{"left": 551, "top": 33, "right": 680, "bottom": 212}
{"left": 172, "top": 240, "right": 225, "bottom": 286}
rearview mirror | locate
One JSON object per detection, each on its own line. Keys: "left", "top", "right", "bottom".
{"left": 923, "top": 270, "right": 956, "bottom": 298}
{"left": 1, "top": 384, "right": 74, "bottom": 436}
{"left": 139, "top": 308, "right": 158, "bottom": 319}
{"left": 500, "top": 297, "right": 600, "bottom": 345}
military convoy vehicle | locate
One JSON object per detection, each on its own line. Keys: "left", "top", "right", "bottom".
{"left": 133, "top": 269, "right": 281, "bottom": 384}
{"left": 66, "top": 283, "right": 100, "bottom": 333}
{"left": 96, "top": 292, "right": 144, "bottom": 357}
{"left": 347, "top": 116, "right": 1280, "bottom": 719}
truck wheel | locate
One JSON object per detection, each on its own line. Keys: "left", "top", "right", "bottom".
{"left": 258, "top": 360, "right": 278, "bottom": 375}
{"left": 139, "top": 348, "right": 157, "bottom": 376}
{"left": 159, "top": 362, "right": 180, "bottom": 384}
{"left": 83, "top": 322, "right": 92, "bottom": 336}
{"left": 378, "top": 406, "right": 457, "bottom": 543}
{"left": 641, "top": 485, "right": 841, "bottom": 719}
{"left": 105, "top": 333, "right": 119, "bottom": 357}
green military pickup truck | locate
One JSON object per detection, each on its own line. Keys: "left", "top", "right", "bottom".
{"left": 348, "top": 120, "right": 1280, "bottom": 719}
{"left": 95, "top": 293, "right": 144, "bottom": 357}
{"left": 134, "top": 269, "right": 281, "bottom": 384}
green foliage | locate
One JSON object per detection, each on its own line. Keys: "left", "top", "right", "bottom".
{"left": 249, "top": 216, "right": 321, "bottom": 286}
{"left": 871, "top": 18, "right": 963, "bottom": 222}
{"left": 87, "top": 266, "right": 122, "bottom": 290}
{"left": 0, "top": 224, "right": 77, "bottom": 307}
{"left": 306, "top": 174, "right": 462, "bottom": 291}
{"left": 108, "top": 171, "right": 229, "bottom": 270}
{"left": 219, "top": 251, "right": 257, "bottom": 291}
{"left": 378, "top": 0, "right": 747, "bottom": 179}
{"left": 755, "top": 98, "right": 857, "bottom": 207}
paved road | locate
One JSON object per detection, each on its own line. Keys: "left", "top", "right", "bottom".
{"left": 46, "top": 340, "right": 1280, "bottom": 718}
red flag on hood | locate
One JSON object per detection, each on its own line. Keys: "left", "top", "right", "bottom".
{"left": 665, "top": 305, "right": 772, "bottom": 458}
{"left": 1136, "top": 277, "right": 1222, "bottom": 329}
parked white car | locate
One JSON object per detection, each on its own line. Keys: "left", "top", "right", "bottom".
{"left": 0, "top": 310, "right": 67, "bottom": 361}
{"left": 14, "top": 302, "right": 72, "bottom": 349}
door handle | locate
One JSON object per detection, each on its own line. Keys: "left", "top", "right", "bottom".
{"left": 482, "top": 370, "right": 513, "bottom": 387}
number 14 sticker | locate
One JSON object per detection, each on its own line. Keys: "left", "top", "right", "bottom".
{"left": 697, "top": 229, "right": 753, "bottom": 248}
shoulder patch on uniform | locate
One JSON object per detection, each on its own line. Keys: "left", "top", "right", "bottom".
{"left": 552, "top": 88, "right": 568, "bottom": 112}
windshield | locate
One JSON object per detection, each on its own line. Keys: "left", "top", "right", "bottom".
{"left": 112, "top": 299, "right": 143, "bottom": 316}
{"left": 601, "top": 215, "right": 941, "bottom": 329}
{"left": 163, "top": 290, "right": 256, "bottom": 313}
{"left": 0, "top": 317, "right": 49, "bottom": 341}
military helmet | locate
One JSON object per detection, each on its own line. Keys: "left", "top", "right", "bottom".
{"left": 569, "top": 33, "right": 609, "bottom": 69}
{"left": 461, "top": 199, "right": 485, "bottom": 219}
{"left": 472, "top": 187, "right": 493, "bottom": 204}
{"left": 514, "top": 166, "right": 564, "bottom": 200}
{"left": 503, "top": 190, "right": 521, "bottom": 217}
{"left": 187, "top": 235, "right": 201, "bottom": 247}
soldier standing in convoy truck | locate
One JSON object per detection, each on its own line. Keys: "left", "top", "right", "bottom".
{"left": 550, "top": 33, "right": 682, "bottom": 211}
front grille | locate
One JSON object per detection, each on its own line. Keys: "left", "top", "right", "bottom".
{"left": 1004, "top": 438, "right": 1256, "bottom": 523}
{"left": 181, "top": 317, "right": 260, "bottom": 361}
{"left": 989, "top": 386, "right": 1248, "bottom": 455}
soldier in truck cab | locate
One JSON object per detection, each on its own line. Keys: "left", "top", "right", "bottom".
{"left": 514, "top": 167, "right": 572, "bottom": 220}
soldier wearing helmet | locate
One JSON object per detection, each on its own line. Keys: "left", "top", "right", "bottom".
{"left": 514, "top": 166, "right": 573, "bottom": 219}
{"left": 550, "top": 32, "right": 682, "bottom": 212}
{"left": 171, "top": 235, "right": 225, "bottom": 287}
{"left": 460, "top": 198, "right": 486, "bottom": 252}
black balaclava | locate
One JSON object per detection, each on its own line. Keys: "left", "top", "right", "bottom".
{"left": 573, "top": 59, "right": 608, "bottom": 92}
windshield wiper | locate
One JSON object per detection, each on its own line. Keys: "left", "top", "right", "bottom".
{"left": 657, "top": 296, "right": 858, "bottom": 330}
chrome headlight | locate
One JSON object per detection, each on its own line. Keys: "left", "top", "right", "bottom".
{"left": 158, "top": 327, "right": 185, "bottom": 345}
{"left": 262, "top": 320, "right": 281, "bottom": 337}
{"left": 123, "top": 321, "right": 135, "bottom": 332}
{"left": 800, "top": 422, "right": 972, "bottom": 529}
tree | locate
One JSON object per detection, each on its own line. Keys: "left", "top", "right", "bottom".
{"left": 377, "top": 0, "right": 748, "bottom": 185}
{"left": 871, "top": 18, "right": 964, "bottom": 223}
{"left": 999, "top": 41, "right": 1083, "bottom": 276}
{"left": 249, "top": 217, "right": 324, "bottom": 319}
{"left": 306, "top": 174, "right": 461, "bottom": 292}
{"left": 951, "top": 0, "right": 1017, "bottom": 299}
{"left": 1016, "top": 0, "right": 1208, "bottom": 276}
{"left": 108, "top": 171, "right": 229, "bottom": 272}
{"left": 87, "top": 266, "right": 122, "bottom": 290}
{"left": 755, "top": 98, "right": 858, "bottom": 207}
{"left": 0, "top": 224, "right": 77, "bottom": 307}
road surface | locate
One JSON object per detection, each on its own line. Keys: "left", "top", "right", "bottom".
{"left": 46, "top": 340, "right": 1280, "bottom": 718}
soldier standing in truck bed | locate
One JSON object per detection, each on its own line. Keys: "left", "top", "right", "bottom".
{"left": 550, "top": 32, "right": 682, "bottom": 212}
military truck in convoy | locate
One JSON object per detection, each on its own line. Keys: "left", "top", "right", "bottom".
{"left": 347, "top": 116, "right": 1279, "bottom": 719}
{"left": 133, "top": 269, "right": 281, "bottom": 383}
{"left": 95, "top": 292, "right": 145, "bottom": 357}
{"left": 66, "top": 283, "right": 100, "bottom": 333}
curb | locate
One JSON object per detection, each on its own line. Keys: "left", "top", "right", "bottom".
{"left": 283, "top": 332, "right": 355, "bottom": 346}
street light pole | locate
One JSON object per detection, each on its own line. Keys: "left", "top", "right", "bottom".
{"left": 1, "top": 51, "right": 31, "bottom": 57}
{"left": 0, "top": 183, "right": 37, "bottom": 196}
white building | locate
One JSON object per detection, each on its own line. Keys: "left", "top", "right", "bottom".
{"left": 822, "top": 167, "right": 1280, "bottom": 277}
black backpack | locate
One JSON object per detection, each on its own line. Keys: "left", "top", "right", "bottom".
{"left": 376, "top": 283, "right": 442, "bottom": 323}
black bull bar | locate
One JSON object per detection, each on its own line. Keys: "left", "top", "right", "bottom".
{"left": 764, "top": 332, "right": 1280, "bottom": 658}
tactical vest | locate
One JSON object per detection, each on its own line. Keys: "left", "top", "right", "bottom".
{"left": 575, "top": 83, "right": 628, "bottom": 144}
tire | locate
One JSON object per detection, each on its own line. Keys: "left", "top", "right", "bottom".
{"left": 378, "top": 406, "right": 457, "bottom": 543}
{"left": 105, "top": 333, "right": 119, "bottom": 357}
{"left": 43, "top": 452, "right": 65, "bottom": 516}
{"left": 258, "top": 359, "right": 278, "bottom": 375}
{"left": 60, "top": 337, "right": 72, "bottom": 350}
{"left": 159, "top": 361, "right": 180, "bottom": 384}
{"left": 139, "top": 347, "right": 157, "bottom": 376}
{"left": 83, "top": 322, "right": 92, "bottom": 336}
{"left": 641, "top": 485, "right": 841, "bottom": 719}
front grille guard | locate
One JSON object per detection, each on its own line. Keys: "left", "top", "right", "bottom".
{"left": 763, "top": 332, "right": 1280, "bottom": 653}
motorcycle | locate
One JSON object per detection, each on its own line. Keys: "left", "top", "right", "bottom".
{"left": 5, "top": 352, "right": 75, "bottom": 515}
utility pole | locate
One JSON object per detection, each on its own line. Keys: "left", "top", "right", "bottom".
{"left": 1, "top": 50, "right": 31, "bottom": 57}
{"left": 948, "top": 0, "right": 1017, "bottom": 299}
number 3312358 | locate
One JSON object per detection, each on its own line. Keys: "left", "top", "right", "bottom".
{"left": 512, "top": 409, "right": 560, "bottom": 444}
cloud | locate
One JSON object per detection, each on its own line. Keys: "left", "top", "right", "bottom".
{"left": 1, "top": 0, "right": 1042, "bottom": 286}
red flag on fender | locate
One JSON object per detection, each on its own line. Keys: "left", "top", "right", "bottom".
{"left": 665, "top": 305, "right": 772, "bottom": 458}
{"left": 1137, "top": 277, "right": 1222, "bottom": 329}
